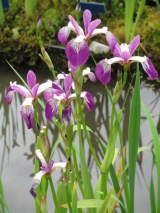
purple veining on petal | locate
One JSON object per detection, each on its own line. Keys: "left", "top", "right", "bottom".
{"left": 86, "top": 72, "right": 96, "bottom": 82}
{"left": 83, "top": 9, "right": 92, "bottom": 34}
{"left": 30, "top": 182, "right": 39, "bottom": 198}
{"left": 129, "top": 35, "right": 140, "bottom": 55}
{"left": 43, "top": 88, "right": 54, "bottom": 101}
{"left": 65, "top": 39, "right": 89, "bottom": 67}
{"left": 141, "top": 57, "right": 158, "bottom": 80}
{"left": 113, "top": 43, "right": 122, "bottom": 58}
{"left": 5, "top": 86, "right": 14, "bottom": 104}
{"left": 69, "top": 15, "right": 81, "bottom": 36}
{"left": 87, "top": 19, "right": 101, "bottom": 39}
{"left": 64, "top": 74, "right": 72, "bottom": 100}
{"left": 81, "top": 91, "right": 94, "bottom": 111}
{"left": 31, "top": 83, "right": 39, "bottom": 100}
{"left": 20, "top": 104, "right": 34, "bottom": 129}
{"left": 121, "top": 51, "right": 130, "bottom": 62}
{"left": 27, "top": 70, "right": 37, "bottom": 89}
{"left": 106, "top": 31, "right": 117, "bottom": 53}
{"left": 62, "top": 106, "right": 72, "bottom": 125}
{"left": 45, "top": 99, "right": 60, "bottom": 120}
{"left": 58, "top": 26, "right": 71, "bottom": 45}
{"left": 95, "top": 59, "right": 111, "bottom": 85}
{"left": 41, "top": 160, "right": 54, "bottom": 173}
{"left": 68, "top": 61, "right": 76, "bottom": 75}
{"left": 52, "top": 82, "right": 64, "bottom": 95}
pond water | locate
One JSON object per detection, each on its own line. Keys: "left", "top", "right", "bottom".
{"left": 0, "top": 64, "right": 160, "bottom": 213}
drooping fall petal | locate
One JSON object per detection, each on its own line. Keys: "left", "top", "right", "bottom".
{"left": 20, "top": 97, "right": 34, "bottom": 129}
{"left": 95, "top": 59, "right": 112, "bottom": 85}
{"left": 65, "top": 38, "right": 89, "bottom": 67}
{"left": 45, "top": 99, "right": 60, "bottom": 120}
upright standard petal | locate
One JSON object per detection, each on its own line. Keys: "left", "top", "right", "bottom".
{"left": 66, "top": 37, "right": 89, "bottom": 67}
{"left": 31, "top": 83, "right": 39, "bottom": 100}
{"left": 20, "top": 97, "right": 34, "bottom": 129}
{"left": 69, "top": 15, "right": 81, "bottom": 36}
{"left": 64, "top": 74, "right": 73, "bottom": 100}
{"left": 95, "top": 59, "right": 112, "bottom": 85}
{"left": 129, "top": 35, "right": 140, "bottom": 55}
{"left": 27, "top": 70, "right": 37, "bottom": 89}
{"left": 87, "top": 19, "right": 101, "bottom": 39}
{"left": 58, "top": 26, "right": 71, "bottom": 45}
{"left": 83, "top": 9, "right": 92, "bottom": 34}
{"left": 81, "top": 91, "right": 94, "bottom": 111}
{"left": 106, "top": 31, "right": 117, "bottom": 53}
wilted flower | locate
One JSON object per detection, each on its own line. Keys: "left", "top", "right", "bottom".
{"left": 30, "top": 149, "right": 67, "bottom": 198}
{"left": 58, "top": 9, "right": 116, "bottom": 67}
{"left": 5, "top": 70, "right": 52, "bottom": 129}
{"left": 95, "top": 35, "right": 158, "bottom": 85}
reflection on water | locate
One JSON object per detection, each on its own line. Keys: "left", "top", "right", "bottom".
{"left": 0, "top": 64, "right": 160, "bottom": 213}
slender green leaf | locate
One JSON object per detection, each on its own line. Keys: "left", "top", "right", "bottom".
{"left": 141, "top": 100, "right": 160, "bottom": 213}
{"left": 98, "top": 189, "right": 112, "bottom": 213}
{"left": 150, "top": 151, "right": 156, "bottom": 213}
{"left": 72, "top": 182, "right": 78, "bottom": 213}
{"left": 128, "top": 66, "right": 141, "bottom": 213}
{"left": 49, "top": 136, "right": 61, "bottom": 160}
{"left": 0, "top": 194, "right": 10, "bottom": 213}
{"left": 110, "top": 165, "right": 126, "bottom": 213}
{"left": 0, "top": 177, "right": 5, "bottom": 213}
{"left": 60, "top": 199, "right": 103, "bottom": 209}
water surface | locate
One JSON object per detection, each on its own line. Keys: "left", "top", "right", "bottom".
{"left": 0, "top": 64, "right": 159, "bottom": 213}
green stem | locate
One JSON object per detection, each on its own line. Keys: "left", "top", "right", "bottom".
{"left": 65, "top": 186, "right": 73, "bottom": 213}
{"left": 72, "top": 147, "right": 85, "bottom": 198}
{"left": 110, "top": 103, "right": 116, "bottom": 134}
{"left": 76, "top": 95, "right": 101, "bottom": 169}
{"left": 48, "top": 176, "right": 61, "bottom": 213}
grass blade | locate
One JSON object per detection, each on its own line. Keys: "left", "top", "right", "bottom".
{"left": 128, "top": 65, "right": 141, "bottom": 213}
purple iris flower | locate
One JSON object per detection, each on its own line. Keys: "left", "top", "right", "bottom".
{"left": 5, "top": 70, "right": 52, "bottom": 129}
{"left": 58, "top": 9, "right": 116, "bottom": 67}
{"left": 30, "top": 149, "right": 67, "bottom": 198}
{"left": 95, "top": 35, "right": 158, "bottom": 85}
{"left": 44, "top": 73, "right": 95, "bottom": 120}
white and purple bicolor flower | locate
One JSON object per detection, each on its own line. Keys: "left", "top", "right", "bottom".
{"left": 44, "top": 73, "right": 95, "bottom": 120}
{"left": 30, "top": 149, "right": 67, "bottom": 198}
{"left": 58, "top": 9, "right": 116, "bottom": 67}
{"left": 5, "top": 70, "right": 52, "bottom": 129}
{"left": 95, "top": 35, "right": 158, "bottom": 85}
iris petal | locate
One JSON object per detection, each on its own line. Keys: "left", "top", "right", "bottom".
{"left": 95, "top": 59, "right": 111, "bottom": 85}
{"left": 45, "top": 99, "right": 60, "bottom": 120}
{"left": 81, "top": 91, "right": 94, "bottom": 111}
{"left": 20, "top": 98, "right": 34, "bottom": 129}
{"left": 87, "top": 19, "right": 101, "bottom": 39}
{"left": 58, "top": 26, "right": 71, "bottom": 44}
{"left": 65, "top": 38, "right": 89, "bottom": 67}
{"left": 83, "top": 9, "right": 92, "bottom": 34}
{"left": 129, "top": 35, "right": 140, "bottom": 55}
{"left": 140, "top": 57, "right": 158, "bottom": 80}
{"left": 27, "top": 70, "right": 37, "bottom": 89}
{"left": 106, "top": 31, "right": 117, "bottom": 53}
{"left": 5, "top": 86, "right": 14, "bottom": 104}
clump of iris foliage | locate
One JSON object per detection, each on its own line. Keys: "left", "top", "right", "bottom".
{"left": 0, "top": 0, "right": 160, "bottom": 73}
{"left": 1, "top": 6, "right": 160, "bottom": 213}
